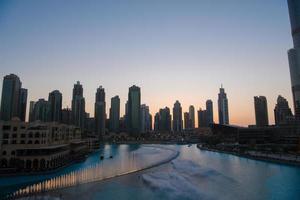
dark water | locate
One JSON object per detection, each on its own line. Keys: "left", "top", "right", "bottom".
{"left": 1, "top": 144, "right": 300, "bottom": 200}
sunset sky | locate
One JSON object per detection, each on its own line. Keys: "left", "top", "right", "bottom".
{"left": 0, "top": 0, "right": 294, "bottom": 126}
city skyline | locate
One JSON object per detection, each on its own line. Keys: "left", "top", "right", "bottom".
{"left": 0, "top": 0, "right": 294, "bottom": 126}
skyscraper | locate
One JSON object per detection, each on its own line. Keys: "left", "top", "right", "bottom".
{"left": 154, "top": 112, "right": 160, "bottom": 131}
{"left": 206, "top": 99, "right": 213, "bottom": 125}
{"left": 218, "top": 86, "right": 229, "bottom": 125}
{"left": 29, "top": 101, "right": 35, "bottom": 122}
{"left": 172, "top": 100, "right": 183, "bottom": 132}
{"left": 254, "top": 96, "right": 269, "bottom": 127}
{"left": 198, "top": 108, "right": 208, "bottom": 127}
{"left": 32, "top": 98, "right": 51, "bottom": 122}
{"left": 72, "top": 81, "right": 85, "bottom": 129}
{"left": 287, "top": 0, "right": 300, "bottom": 119}
{"left": 109, "top": 95, "right": 120, "bottom": 133}
{"left": 95, "top": 86, "right": 106, "bottom": 138}
{"left": 48, "top": 90, "right": 62, "bottom": 122}
{"left": 61, "top": 108, "right": 72, "bottom": 125}
{"left": 189, "top": 105, "right": 195, "bottom": 129}
{"left": 158, "top": 107, "right": 171, "bottom": 132}
{"left": 0, "top": 74, "right": 27, "bottom": 121}
{"left": 127, "top": 85, "right": 141, "bottom": 134}
{"left": 274, "top": 95, "right": 293, "bottom": 125}
{"left": 19, "top": 88, "right": 28, "bottom": 122}
{"left": 184, "top": 112, "right": 190, "bottom": 130}
{"left": 140, "top": 104, "right": 151, "bottom": 133}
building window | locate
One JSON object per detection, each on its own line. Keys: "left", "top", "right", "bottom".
{"left": 21, "top": 140, "right": 25, "bottom": 144}
{"left": 2, "top": 151, "right": 6, "bottom": 156}
{"left": 2, "top": 125, "right": 10, "bottom": 130}
{"left": 21, "top": 134, "right": 26, "bottom": 138}
{"left": 29, "top": 132, "right": 33, "bottom": 138}
{"left": 12, "top": 140, "right": 16, "bottom": 144}
{"left": 34, "top": 132, "right": 40, "bottom": 138}
{"left": 3, "top": 140, "right": 8, "bottom": 144}
{"left": 11, "top": 151, "right": 15, "bottom": 156}
{"left": 28, "top": 140, "right": 32, "bottom": 144}
{"left": 12, "top": 134, "right": 17, "bottom": 138}
{"left": 13, "top": 127, "right": 17, "bottom": 131}
{"left": 3, "top": 134, "right": 9, "bottom": 139}
{"left": 34, "top": 140, "right": 40, "bottom": 144}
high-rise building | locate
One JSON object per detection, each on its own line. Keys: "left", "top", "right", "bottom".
{"left": 0, "top": 74, "right": 27, "bottom": 121}
{"left": 19, "top": 88, "right": 28, "bottom": 122}
{"left": 95, "top": 86, "right": 106, "bottom": 138}
{"left": 189, "top": 105, "right": 195, "bottom": 129}
{"left": 184, "top": 112, "right": 190, "bottom": 130}
{"left": 127, "top": 85, "right": 141, "bottom": 134}
{"left": 71, "top": 81, "right": 85, "bottom": 129}
{"left": 198, "top": 108, "right": 208, "bottom": 127}
{"left": 206, "top": 100, "right": 213, "bottom": 125}
{"left": 48, "top": 90, "right": 62, "bottom": 122}
{"left": 140, "top": 104, "right": 151, "bottom": 133}
{"left": 29, "top": 101, "right": 35, "bottom": 122}
{"left": 172, "top": 100, "right": 183, "bottom": 132}
{"left": 254, "top": 96, "right": 269, "bottom": 127}
{"left": 154, "top": 112, "right": 160, "bottom": 131}
{"left": 218, "top": 86, "right": 229, "bottom": 124}
{"left": 274, "top": 95, "right": 293, "bottom": 125}
{"left": 109, "top": 95, "right": 120, "bottom": 133}
{"left": 158, "top": 107, "right": 171, "bottom": 132}
{"left": 61, "top": 108, "right": 72, "bottom": 125}
{"left": 32, "top": 98, "right": 51, "bottom": 122}
{"left": 287, "top": 0, "right": 300, "bottom": 119}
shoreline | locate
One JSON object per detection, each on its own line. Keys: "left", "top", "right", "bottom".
{"left": 196, "top": 144, "right": 300, "bottom": 167}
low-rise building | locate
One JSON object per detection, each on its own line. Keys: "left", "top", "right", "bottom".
{"left": 0, "top": 118, "right": 87, "bottom": 173}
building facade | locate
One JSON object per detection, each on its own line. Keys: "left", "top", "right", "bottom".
{"left": 95, "top": 86, "right": 106, "bottom": 138}
{"left": 0, "top": 119, "right": 87, "bottom": 172}
{"left": 71, "top": 81, "right": 85, "bottom": 129}
{"left": 254, "top": 96, "right": 269, "bottom": 127}
{"left": 287, "top": 0, "right": 300, "bottom": 119}
{"left": 274, "top": 95, "right": 294, "bottom": 125}
{"left": 127, "top": 85, "right": 141, "bottom": 134}
{"left": 172, "top": 100, "right": 183, "bottom": 132}
{"left": 48, "top": 90, "right": 62, "bottom": 122}
{"left": 109, "top": 95, "right": 120, "bottom": 133}
{"left": 218, "top": 86, "right": 229, "bottom": 125}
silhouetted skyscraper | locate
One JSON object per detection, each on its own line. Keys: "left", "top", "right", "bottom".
{"left": 32, "top": 98, "right": 51, "bottom": 122}
{"left": 189, "top": 105, "right": 195, "bottom": 129}
{"left": 218, "top": 86, "right": 229, "bottom": 125}
{"left": 158, "top": 107, "right": 171, "bottom": 132}
{"left": 48, "top": 90, "right": 62, "bottom": 122}
{"left": 29, "top": 101, "right": 35, "bottom": 122}
{"left": 287, "top": 0, "right": 300, "bottom": 119}
{"left": 206, "top": 99, "right": 213, "bottom": 125}
{"left": 274, "top": 95, "right": 293, "bottom": 125}
{"left": 173, "top": 100, "right": 183, "bottom": 132}
{"left": 72, "top": 81, "right": 85, "bottom": 129}
{"left": 254, "top": 96, "right": 269, "bottom": 127}
{"left": 140, "top": 104, "right": 151, "bottom": 133}
{"left": 154, "top": 112, "right": 160, "bottom": 131}
{"left": 184, "top": 112, "right": 190, "bottom": 130}
{"left": 95, "top": 86, "right": 106, "bottom": 138}
{"left": 61, "top": 108, "right": 72, "bottom": 125}
{"left": 127, "top": 85, "right": 141, "bottom": 134}
{"left": 198, "top": 108, "right": 207, "bottom": 127}
{"left": 19, "top": 88, "right": 28, "bottom": 122}
{"left": 0, "top": 74, "right": 27, "bottom": 121}
{"left": 109, "top": 95, "right": 120, "bottom": 133}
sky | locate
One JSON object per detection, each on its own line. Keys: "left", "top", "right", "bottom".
{"left": 0, "top": 0, "right": 294, "bottom": 126}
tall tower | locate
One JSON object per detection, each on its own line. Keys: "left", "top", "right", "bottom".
{"left": 287, "top": 0, "right": 300, "bottom": 119}
{"left": 48, "top": 90, "right": 62, "bottom": 122}
{"left": 95, "top": 86, "right": 106, "bottom": 138}
{"left": 189, "top": 105, "right": 195, "bottom": 129}
{"left": 0, "top": 74, "right": 27, "bottom": 121}
{"left": 172, "top": 100, "right": 183, "bottom": 132}
{"left": 72, "top": 81, "right": 85, "bottom": 129}
{"left": 109, "top": 95, "right": 120, "bottom": 133}
{"left": 218, "top": 86, "right": 229, "bottom": 125}
{"left": 127, "top": 85, "right": 141, "bottom": 134}
{"left": 206, "top": 99, "right": 213, "bottom": 125}
{"left": 254, "top": 96, "right": 269, "bottom": 127}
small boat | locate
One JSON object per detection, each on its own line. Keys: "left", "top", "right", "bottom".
{"left": 100, "top": 155, "right": 104, "bottom": 160}
{"left": 109, "top": 155, "right": 113, "bottom": 159}
{"left": 188, "top": 144, "right": 192, "bottom": 147}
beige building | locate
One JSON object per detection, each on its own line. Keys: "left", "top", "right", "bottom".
{"left": 0, "top": 118, "right": 87, "bottom": 173}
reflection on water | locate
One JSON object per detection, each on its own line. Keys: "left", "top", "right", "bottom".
{"left": 1, "top": 145, "right": 178, "bottom": 199}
